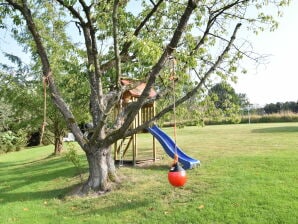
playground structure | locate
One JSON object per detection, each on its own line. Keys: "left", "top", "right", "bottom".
{"left": 114, "top": 78, "right": 200, "bottom": 169}
{"left": 114, "top": 79, "right": 157, "bottom": 165}
{"left": 148, "top": 125, "right": 200, "bottom": 169}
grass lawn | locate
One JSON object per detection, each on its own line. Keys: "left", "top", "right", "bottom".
{"left": 0, "top": 123, "right": 297, "bottom": 223}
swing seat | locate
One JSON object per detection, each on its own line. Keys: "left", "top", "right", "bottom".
{"left": 168, "top": 163, "right": 187, "bottom": 187}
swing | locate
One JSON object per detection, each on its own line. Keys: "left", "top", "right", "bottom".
{"left": 168, "top": 161, "right": 187, "bottom": 187}
{"left": 167, "top": 57, "right": 187, "bottom": 187}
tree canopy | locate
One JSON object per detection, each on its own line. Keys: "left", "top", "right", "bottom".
{"left": 209, "top": 82, "right": 248, "bottom": 111}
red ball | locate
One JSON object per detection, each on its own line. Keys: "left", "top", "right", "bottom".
{"left": 168, "top": 169, "right": 187, "bottom": 187}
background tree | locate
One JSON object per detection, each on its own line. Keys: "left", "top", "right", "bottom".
{"left": 0, "top": 51, "right": 89, "bottom": 154}
{"left": 0, "top": 55, "right": 40, "bottom": 133}
{"left": 206, "top": 81, "right": 249, "bottom": 123}
{"left": 264, "top": 103, "right": 280, "bottom": 114}
{"left": 0, "top": 100, "right": 13, "bottom": 132}
{"left": 0, "top": 3, "right": 90, "bottom": 154}
{"left": 0, "top": 59, "right": 34, "bottom": 152}
{"left": 1, "top": 0, "right": 290, "bottom": 195}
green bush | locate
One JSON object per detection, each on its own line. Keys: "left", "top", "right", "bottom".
{"left": 203, "top": 115, "right": 241, "bottom": 125}
{"left": 65, "top": 143, "right": 84, "bottom": 182}
{"left": 0, "top": 129, "right": 27, "bottom": 153}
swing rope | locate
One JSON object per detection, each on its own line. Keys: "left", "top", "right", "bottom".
{"left": 169, "top": 57, "right": 179, "bottom": 166}
{"left": 167, "top": 58, "right": 187, "bottom": 187}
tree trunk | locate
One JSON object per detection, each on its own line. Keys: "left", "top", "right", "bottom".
{"left": 53, "top": 119, "right": 64, "bottom": 155}
{"left": 54, "top": 135, "right": 63, "bottom": 155}
{"left": 80, "top": 145, "right": 118, "bottom": 195}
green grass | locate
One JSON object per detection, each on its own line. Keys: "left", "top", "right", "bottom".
{"left": 0, "top": 123, "right": 297, "bottom": 223}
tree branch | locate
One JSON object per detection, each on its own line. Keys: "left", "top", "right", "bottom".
{"left": 111, "top": 22, "right": 242, "bottom": 140}
{"left": 5, "top": 0, "right": 86, "bottom": 149}
{"left": 212, "top": 0, "right": 249, "bottom": 19}
{"left": 144, "top": 23, "right": 243, "bottom": 129}
{"left": 112, "top": 0, "right": 121, "bottom": 87}
{"left": 89, "top": 0, "right": 123, "bottom": 145}
{"left": 55, "top": 0, "right": 85, "bottom": 25}
{"left": 104, "top": 0, "right": 197, "bottom": 147}
{"left": 120, "top": 0, "right": 164, "bottom": 55}
{"left": 123, "top": 23, "right": 242, "bottom": 139}
{"left": 56, "top": 0, "right": 105, "bottom": 126}
{"left": 99, "top": 0, "right": 164, "bottom": 73}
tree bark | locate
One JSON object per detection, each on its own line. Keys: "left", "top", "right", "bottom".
{"left": 53, "top": 119, "right": 64, "bottom": 155}
{"left": 54, "top": 135, "right": 63, "bottom": 155}
{"left": 80, "top": 145, "right": 118, "bottom": 195}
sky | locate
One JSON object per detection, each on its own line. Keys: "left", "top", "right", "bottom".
{"left": 0, "top": 1, "right": 297, "bottom": 107}
{"left": 232, "top": 0, "right": 298, "bottom": 106}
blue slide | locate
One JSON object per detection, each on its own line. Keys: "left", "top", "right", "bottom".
{"left": 147, "top": 125, "right": 200, "bottom": 169}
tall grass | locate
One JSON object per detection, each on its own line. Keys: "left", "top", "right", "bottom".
{"left": 203, "top": 112, "right": 298, "bottom": 125}
{"left": 241, "top": 112, "right": 298, "bottom": 123}
{"left": 0, "top": 123, "right": 297, "bottom": 223}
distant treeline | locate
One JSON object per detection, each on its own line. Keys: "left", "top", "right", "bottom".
{"left": 172, "top": 112, "right": 298, "bottom": 127}
{"left": 163, "top": 101, "right": 298, "bottom": 127}
{"left": 263, "top": 101, "right": 298, "bottom": 114}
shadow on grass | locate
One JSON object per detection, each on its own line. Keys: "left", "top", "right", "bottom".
{"left": 0, "top": 154, "right": 56, "bottom": 169}
{"left": 252, "top": 126, "right": 298, "bottom": 133}
{"left": 69, "top": 199, "right": 151, "bottom": 218}
{"left": 0, "top": 187, "right": 73, "bottom": 203}
{"left": 0, "top": 155, "right": 86, "bottom": 203}
{"left": 135, "top": 163, "right": 170, "bottom": 171}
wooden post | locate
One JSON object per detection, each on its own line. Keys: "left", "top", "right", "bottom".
{"left": 132, "top": 97, "right": 137, "bottom": 166}
{"left": 114, "top": 141, "right": 118, "bottom": 160}
{"left": 152, "top": 102, "right": 157, "bottom": 161}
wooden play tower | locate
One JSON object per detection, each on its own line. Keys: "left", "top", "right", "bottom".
{"left": 114, "top": 78, "right": 157, "bottom": 165}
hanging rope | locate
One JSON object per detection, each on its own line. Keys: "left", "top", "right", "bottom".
{"left": 40, "top": 76, "right": 48, "bottom": 145}
{"left": 166, "top": 58, "right": 188, "bottom": 187}
{"left": 169, "top": 57, "right": 179, "bottom": 165}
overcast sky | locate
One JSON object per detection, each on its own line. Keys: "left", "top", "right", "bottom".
{"left": 232, "top": 0, "right": 298, "bottom": 106}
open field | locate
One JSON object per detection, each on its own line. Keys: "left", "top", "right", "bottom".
{"left": 0, "top": 123, "right": 297, "bottom": 223}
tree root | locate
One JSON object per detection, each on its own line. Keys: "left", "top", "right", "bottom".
{"left": 65, "top": 177, "right": 122, "bottom": 199}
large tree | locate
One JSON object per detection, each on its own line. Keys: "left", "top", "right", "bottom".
{"left": 1, "top": 0, "right": 290, "bottom": 195}
{"left": 206, "top": 81, "right": 249, "bottom": 123}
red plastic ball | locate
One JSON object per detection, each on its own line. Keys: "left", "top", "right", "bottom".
{"left": 168, "top": 170, "right": 187, "bottom": 187}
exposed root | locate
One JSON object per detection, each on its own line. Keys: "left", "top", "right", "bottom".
{"left": 65, "top": 177, "right": 122, "bottom": 199}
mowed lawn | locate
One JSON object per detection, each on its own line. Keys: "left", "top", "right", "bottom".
{"left": 0, "top": 123, "right": 297, "bottom": 224}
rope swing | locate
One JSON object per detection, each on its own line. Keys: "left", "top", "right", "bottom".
{"left": 167, "top": 57, "right": 187, "bottom": 187}
{"left": 169, "top": 58, "right": 178, "bottom": 165}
